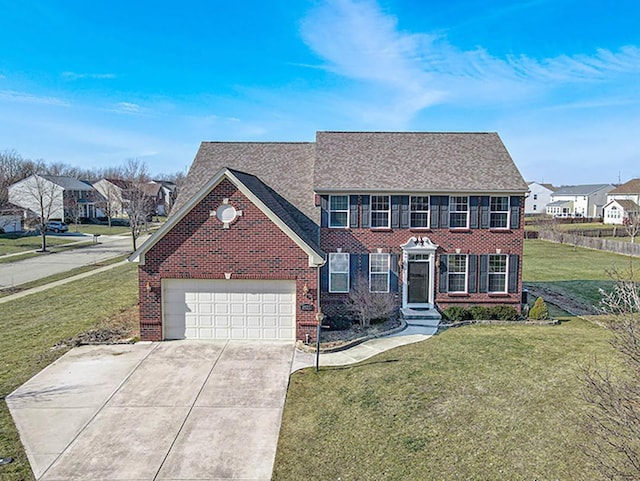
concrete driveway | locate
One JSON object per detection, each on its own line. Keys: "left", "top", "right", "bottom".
{"left": 7, "top": 340, "right": 294, "bottom": 480}
{"left": 0, "top": 234, "right": 137, "bottom": 289}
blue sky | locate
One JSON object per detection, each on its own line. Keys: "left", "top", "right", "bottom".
{"left": 0, "top": 0, "right": 639, "bottom": 184}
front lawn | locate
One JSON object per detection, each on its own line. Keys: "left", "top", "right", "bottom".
{"left": 68, "top": 223, "right": 131, "bottom": 236}
{"left": 0, "top": 262, "right": 138, "bottom": 481}
{"left": 274, "top": 319, "right": 615, "bottom": 480}
{"left": 0, "top": 233, "right": 81, "bottom": 256}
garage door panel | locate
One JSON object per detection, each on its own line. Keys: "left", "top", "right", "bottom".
{"left": 163, "top": 280, "right": 296, "bottom": 340}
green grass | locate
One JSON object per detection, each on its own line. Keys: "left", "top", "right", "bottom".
{"left": 523, "top": 239, "right": 639, "bottom": 307}
{"left": 274, "top": 319, "right": 615, "bottom": 480}
{"left": 0, "top": 240, "right": 95, "bottom": 264}
{"left": 0, "top": 233, "right": 81, "bottom": 256}
{"left": 0, "top": 263, "right": 138, "bottom": 481}
{"left": 68, "top": 224, "right": 131, "bottom": 236}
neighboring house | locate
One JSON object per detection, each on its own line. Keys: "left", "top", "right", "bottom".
{"left": 129, "top": 132, "right": 528, "bottom": 343}
{"left": 8, "top": 174, "right": 101, "bottom": 222}
{"left": 603, "top": 199, "right": 640, "bottom": 225}
{"left": 0, "top": 203, "right": 24, "bottom": 233}
{"left": 150, "top": 180, "right": 178, "bottom": 215}
{"left": 93, "top": 178, "right": 131, "bottom": 217}
{"left": 546, "top": 184, "right": 614, "bottom": 218}
{"left": 525, "top": 182, "right": 556, "bottom": 215}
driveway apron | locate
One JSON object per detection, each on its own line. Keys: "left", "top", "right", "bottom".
{"left": 7, "top": 340, "right": 295, "bottom": 481}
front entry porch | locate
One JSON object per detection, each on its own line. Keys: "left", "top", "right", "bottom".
{"left": 400, "top": 236, "right": 441, "bottom": 326}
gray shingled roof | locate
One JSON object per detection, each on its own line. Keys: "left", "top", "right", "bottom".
{"left": 609, "top": 179, "right": 640, "bottom": 195}
{"left": 229, "top": 169, "right": 322, "bottom": 257}
{"left": 609, "top": 199, "right": 639, "bottom": 211}
{"left": 43, "top": 175, "right": 93, "bottom": 190}
{"left": 172, "top": 142, "right": 317, "bottom": 238}
{"left": 314, "top": 132, "right": 528, "bottom": 192}
{"left": 553, "top": 184, "right": 613, "bottom": 196}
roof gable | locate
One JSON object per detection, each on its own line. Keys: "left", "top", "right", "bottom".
{"left": 552, "top": 184, "right": 614, "bottom": 196}
{"left": 42, "top": 175, "right": 93, "bottom": 190}
{"left": 314, "top": 132, "right": 528, "bottom": 192}
{"left": 129, "top": 168, "right": 324, "bottom": 267}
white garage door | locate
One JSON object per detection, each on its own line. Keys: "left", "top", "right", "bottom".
{"left": 162, "top": 279, "right": 296, "bottom": 340}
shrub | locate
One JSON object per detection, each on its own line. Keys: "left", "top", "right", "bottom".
{"left": 529, "top": 297, "right": 550, "bottom": 320}
{"left": 326, "top": 316, "right": 353, "bottom": 331}
{"left": 469, "top": 305, "right": 492, "bottom": 320}
{"left": 488, "top": 305, "right": 520, "bottom": 321}
{"left": 346, "top": 275, "right": 398, "bottom": 326}
{"left": 443, "top": 306, "right": 472, "bottom": 322}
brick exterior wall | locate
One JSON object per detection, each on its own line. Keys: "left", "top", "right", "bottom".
{"left": 137, "top": 178, "right": 319, "bottom": 341}
{"left": 319, "top": 196, "right": 525, "bottom": 318}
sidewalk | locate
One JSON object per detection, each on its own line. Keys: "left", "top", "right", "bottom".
{"left": 291, "top": 324, "right": 439, "bottom": 372}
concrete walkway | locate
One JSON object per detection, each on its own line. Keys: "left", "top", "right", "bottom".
{"left": 8, "top": 341, "right": 295, "bottom": 481}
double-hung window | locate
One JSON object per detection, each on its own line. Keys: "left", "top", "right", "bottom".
{"left": 329, "top": 252, "right": 349, "bottom": 293}
{"left": 410, "top": 196, "right": 429, "bottom": 228}
{"left": 370, "top": 195, "right": 390, "bottom": 228}
{"left": 329, "top": 195, "right": 349, "bottom": 228}
{"left": 449, "top": 196, "right": 469, "bottom": 228}
{"left": 488, "top": 254, "right": 507, "bottom": 293}
{"left": 369, "top": 253, "right": 390, "bottom": 292}
{"left": 448, "top": 254, "right": 467, "bottom": 293}
{"left": 490, "top": 196, "right": 509, "bottom": 229}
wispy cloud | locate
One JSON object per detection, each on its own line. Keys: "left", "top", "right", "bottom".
{"left": 61, "top": 71, "right": 116, "bottom": 80}
{"left": 116, "top": 102, "right": 141, "bottom": 113}
{"left": 300, "top": 0, "right": 640, "bottom": 124}
{"left": 0, "top": 90, "right": 69, "bottom": 106}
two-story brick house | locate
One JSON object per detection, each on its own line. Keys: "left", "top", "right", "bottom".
{"left": 130, "top": 132, "right": 528, "bottom": 342}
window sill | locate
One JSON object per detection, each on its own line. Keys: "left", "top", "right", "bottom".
{"left": 449, "top": 228, "right": 471, "bottom": 233}
{"left": 447, "top": 293, "right": 469, "bottom": 297}
{"left": 370, "top": 228, "right": 392, "bottom": 232}
{"left": 489, "top": 228, "right": 512, "bottom": 233}
{"left": 409, "top": 228, "right": 431, "bottom": 232}
{"left": 488, "top": 293, "right": 510, "bottom": 297}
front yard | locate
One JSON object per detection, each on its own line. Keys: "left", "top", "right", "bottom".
{"left": 274, "top": 319, "right": 614, "bottom": 480}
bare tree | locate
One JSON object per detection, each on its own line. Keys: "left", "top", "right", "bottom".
{"left": 345, "top": 274, "right": 398, "bottom": 326}
{"left": 122, "top": 159, "right": 153, "bottom": 251}
{"left": 581, "top": 266, "right": 640, "bottom": 480}
{"left": 0, "top": 150, "right": 43, "bottom": 210}
{"left": 9, "top": 174, "right": 62, "bottom": 251}
{"left": 623, "top": 214, "right": 640, "bottom": 244}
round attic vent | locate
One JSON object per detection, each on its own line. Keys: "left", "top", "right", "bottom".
{"left": 216, "top": 204, "right": 238, "bottom": 224}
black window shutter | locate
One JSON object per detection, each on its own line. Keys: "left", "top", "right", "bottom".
{"left": 470, "top": 196, "right": 479, "bottom": 229}
{"left": 439, "top": 255, "right": 448, "bottom": 293}
{"left": 468, "top": 254, "right": 478, "bottom": 293}
{"left": 391, "top": 195, "right": 400, "bottom": 228}
{"left": 510, "top": 196, "right": 521, "bottom": 229}
{"left": 361, "top": 196, "right": 370, "bottom": 228}
{"left": 349, "top": 253, "right": 358, "bottom": 289}
{"left": 320, "top": 195, "right": 329, "bottom": 228}
{"left": 320, "top": 261, "right": 329, "bottom": 293}
{"left": 479, "top": 254, "right": 488, "bottom": 293}
{"left": 431, "top": 196, "right": 440, "bottom": 228}
{"left": 390, "top": 253, "right": 399, "bottom": 292}
{"left": 439, "top": 196, "right": 449, "bottom": 228}
{"left": 349, "top": 195, "right": 359, "bottom": 228}
{"left": 480, "top": 196, "right": 490, "bottom": 229}
{"left": 508, "top": 254, "right": 519, "bottom": 293}
{"left": 400, "top": 196, "right": 410, "bottom": 228}
{"left": 360, "top": 253, "right": 369, "bottom": 288}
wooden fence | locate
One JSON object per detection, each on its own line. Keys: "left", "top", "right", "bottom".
{"left": 538, "top": 230, "right": 640, "bottom": 257}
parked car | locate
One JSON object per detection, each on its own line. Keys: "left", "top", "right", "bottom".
{"left": 45, "top": 221, "right": 69, "bottom": 233}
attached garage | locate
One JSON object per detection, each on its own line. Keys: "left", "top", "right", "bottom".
{"left": 162, "top": 279, "right": 297, "bottom": 340}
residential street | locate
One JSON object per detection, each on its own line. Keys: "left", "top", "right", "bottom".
{"left": 0, "top": 234, "right": 141, "bottom": 289}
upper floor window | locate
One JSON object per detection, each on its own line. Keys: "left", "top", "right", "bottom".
{"left": 488, "top": 254, "right": 507, "bottom": 293}
{"left": 448, "top": 254, "right": 467, "bottom": 293}
{"left": 329, "top": 252, "right": 349, "bottom": 293}
{"left": 329, "top": 195, "right": 349, "bottom": 228}
{"left": 490, "top": 196, "right": 509, "bottom": 229}
{"left": 410, "top": 196, "right": 429, "bottom": 228}
{"left": 369, "top": 253, "right": 390, "bottom": 292}
{"left": 370, "top": 195, "right": 390, "bottom": 228}
{"left": 449, "top": 196, "right": 469, "bottom": 228}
